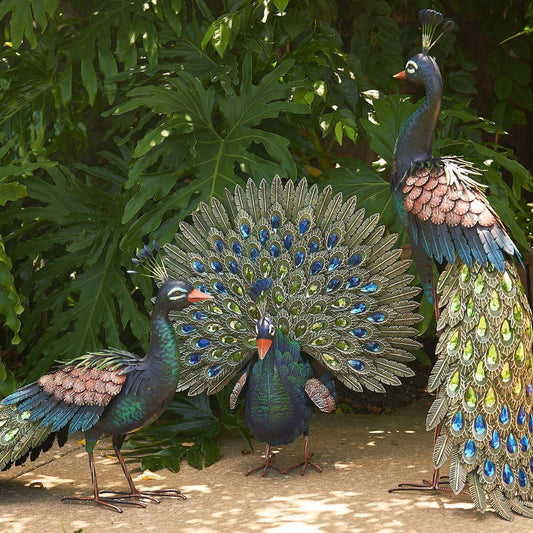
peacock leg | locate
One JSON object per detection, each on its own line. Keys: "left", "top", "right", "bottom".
{"left": 282, "top": 435, "right": 322, "bottom": 475}
{"left": 61, "top": 451, "right": 146, "bottom": 512}
{"left": 245, "top": 443, "right": 283, "bottom": 477}
{"left": 99, "top": 434, "right": 186, "bottom": 501}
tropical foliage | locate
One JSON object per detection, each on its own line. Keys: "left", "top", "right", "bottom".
{"left": 0, "top": 0, "right": 531, "bottom": 466}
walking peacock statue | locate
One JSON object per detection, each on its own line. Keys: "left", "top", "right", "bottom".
{"left": 0, "top": 278, "right": 212, "bottom": 512}
{"left": 390, "top": 9, "right": 533, "bottom": 520}
{"left": 149, "top": 176, "right": 423, "bottom": 474}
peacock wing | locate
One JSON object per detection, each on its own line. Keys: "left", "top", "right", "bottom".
{"left": 427, "top": 259, "right": 533, "bottom": 519}
{"left": 161, "top": 176, "right": 422, "bottom": 395}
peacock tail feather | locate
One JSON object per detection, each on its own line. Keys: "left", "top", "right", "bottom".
{"left": 428, "top": 259, "right": 533, "bottom": 520}
{"left": 156, "top": 176, "right": 422, "bottom": 395}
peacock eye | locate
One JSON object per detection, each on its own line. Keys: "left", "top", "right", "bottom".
{"left": 406, "top": 61, "right": 418, "bottom": 74}
{"left": 168, "top": 287, "right": 187, "bottom": 300}
{"left": 255, "top": 324, "right": 259, "bottom": 335}
{"left": 269, "top": 324, "right": 275, "bottom": 336}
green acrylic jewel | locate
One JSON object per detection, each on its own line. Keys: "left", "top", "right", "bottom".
{"left": 474, "top": 274, "right": 485, "bottom": 294}
{"left": 209, "top": 303, "right": 223, "bottom": 314}
{"left": 232, "top": 351, "right": 246, "bottom": 362}
{"left": 500, "top": 362, "right": 511, "bottom": 383}
{"left": 336, "top": 340, "right": 350, "bottom": 350}
{"left": 207, "top": 323, "right": 221, "bottom": 333}
{"left": 333, "top": 298, "right": 349, "bottom": 308}
{"left": 3, "top": 428, "right": 19, "bottom": 442}
{"left": 484, "top": 387, "right": 496, "bottom": 408}
{"left": 261, "top": 259, "right": 272, "bottom": 275}
{"left": 476, "top": 315, "right": 487, "bottom": 338}
{"left": 312, "top": 336, "right": 328, "bottom": 346}
{"left": 502, "top": 271, "right": 513, "bottom": 292}
{"left": 515, "top": 343, "right": 525, "bottom": 365}
{"left": 229, "top": 320, "right": 245, "bottom": 331}
{"left": 462, "top": 339, "right": 473, "bottom": 363}
{"left": 489, "top": 290, "right": 501, "bottom": 312}
{"left": 466, "top": 298, "right": 475, "bottom": 318}
{"left": 513, "top": 377, "right": 522, "bottom": 397}
{"left": 323, "top": 354, "right": 339, "bottom": 366}
{"left": 227, "top": 301, "right": 242, "bottom": 314}
{"left": 295, "top": 324, "right": 307, "bottom": 337}
{"left": 514, "top": 303, "right": 524, "bottom": 322}
{"left": 307, "top": 283, "right": 320, "bottom": 297}
{"left": 335, "top": 318, "right": 348, "bottom": 327}
{"left": 290, "top": 303, "right": 302, "bottom": 316}
{"left": 248, "top": 305, "right": 260, "bottom": 320}
{"left": 500, "top": 319, "right": 513, "bottom": 343}
{"left": 451, "top": 293, "right": 461, "bottom": 313}
{"left": 309, "top": 303, "right": 323, "bottom": 314}
{"left": 244, "top": 265, "right": 255, "bottom": 283}
{"left": 274, "top": 289, "right": 284, "bottom": 304}
{"left": 213, "top": 348, "right": 224, "bottom": 358}
{"left": 231, "top": 282, "right": 244, "bottom": 296}
{"left": 21, "top": 411, "right": 30, "bottom": 420}
{"left": 311, "top": 321, "right": 326, "bottom": 331}
{"left": 222, "top": 335, "right": 237, "bottom": 344}
{"left": 448, "top": 370, "right": 460, "bottom": 394}
{"left": 486, "top": 344, "right": 498, "bottom": 368}
{"left": 465, "top": 386, "right": 477, "bottom": 408}
{"left": 279, "top": 263, "right": 288, "bottom": 277}
{"left": 527, "top": 351, "right": 532, "bottom": 371}
{"left": 247, "top": 337, "right": 257, "bottom": 347}
{"left": 289, "top": 279, "right": 301, "bottom": 294}
{"left": 0, "top": 420, "right": 6, "bottom": 428}
{"left": 460, "top": 264, "right": 470, "bottom": 282}
{"left": 447, "top": 331, "right": 460, "bottom": 352}
{"left": 475, "top": 361, "right": 486, "bottom": 383}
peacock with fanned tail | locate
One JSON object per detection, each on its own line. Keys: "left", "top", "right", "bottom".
{"left": 0, "top": 278, "right": 212, "bottom": 512}
{"left": 149, "top": 176, "right": 423, "bottom": 473}
{"left": 390, "top": 9, "right": 533, "bottom": 520}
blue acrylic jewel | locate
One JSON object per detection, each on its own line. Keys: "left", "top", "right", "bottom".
{"left": 519, "top": 467, "right": 527, "bottom": 487}
{"left": 503, "top": 464, "right": 514, "bottom": 484}
{"left": 193, "top": 260, "right": 206, "bottom": 273}
{"left": 474, "top": 414, "right": 486, "bottom": 435}
{"left": 530, "top": 414, "right": 533, "bottom": 433}
{"left": 490, "top": 429, "right": 500, "bottom": 450}
{"left": 214, "top": 281, "right": 227, "bottom": 293}
{"left": 452, "top": 411, "right": 464, "bottom": 432}
{"left": 527, "top": 383, "right": 533, "bottom": 398}
{"left": 351, "top": 328, "right": 367, "bottom": 338}
{"left": 521, "top": 435, "right": 530, "bottom": 452}
{"left": 198, "top": 284, "right": 210, "bottom": 294}
{"left": 484, "top": 458, "right": 495, "bottom": 478}
{"left": 309, "top": 241, "right": 319, "bottom": 253}
{"left": 214, "top": 239, "right": 225, "bottom": 253}
{"left": 193, "top": 311, "right": 207, "bottom": 320}
{"left": 348, "top": 253, "right": 362, "bottom": 266}
{"left": 530, "top": 457, "right": 533, "bottom": 473}
{"left": 327, "top": 278, "right": 341, "bottom": 293}
{"left": 299, "top": 219, "right": 310, "bottom": 235}
{"left": 295, "top": 251, "right": 305, "bottom": 267}
{"left": 368, "top": 312, "right": 385, "bottom": 323}
{"left": 250, "top": 248, "right": 259, "bottom": 262}
{"left": 311, "top": 260, "right": 323, "bottom": 275}
{"left": 361, "top": 282, "right": 378, "bottom": 293}
{"left": 327, "top": 234, "right": 338, "bottom": 250}
{"left": 232, "top": 241, "right": 243, "bottom": 256}
{"left": 259, "top": 229, "right": 269, "bottom": 245}
{"left": 188, "top": 353, "right": 201, "bottom": 365}
{"left": 328, "top": 257, "right": 341, "bottom": 271}
{"left": 271, "top": 215, "right": 281, "bottom": 230}
{"left": 464, "top": 439, "right": 476, "bottom": 459}
{"left": 182, "top": 325, "right": 196, "bottom": 333}
{"left": 518, "top": 406, "right": 526, "bottom": 425}
{"left": 347, "top": 276, "right": 361, "bottom": 289}
{"left": 348, "top": 359, "right": 365, "bottom": 371}
{"left": 363, "top": 341, "right": 380, "bottom": 352}
{"left": 351, "top": 302, "right": 367, "bottom": 314}
{"left": 507, "top": 433, "right": 517, "bottom": 454}
{"left": 228, "top": 260, "right": 238, "bottom": 274}
{"left": 270, "top": 245, "right": 280, "bottom": 258}
{"left": 499, "top": 405, "right": 510, "bottom": 425}
{"left": 197, "top": 339, "right": 211, "bottom": 348}
{"left": 240, "top": 223, "right": 251, "bottom": 238}
{"left": 208, "top": 365, "right": 221, "bottom": 377}
{"left": 284, "top": 234, "right": 293, "bottom": 250}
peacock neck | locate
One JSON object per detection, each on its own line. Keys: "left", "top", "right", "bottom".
{"left": 393, "top": 67, "right": 442, "bottom": 188}
{"left": 145, "top": 308, "right": 181, "bottom": 381}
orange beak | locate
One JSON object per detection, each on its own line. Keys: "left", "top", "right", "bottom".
{"left": 393, "top": 70, "right": 407, "bottom": 80}
{"left": 256, "top": 338, "right": 273, "bottom": 359}
{"left": 187, "top": 288, "right": 213, "bottom": 303}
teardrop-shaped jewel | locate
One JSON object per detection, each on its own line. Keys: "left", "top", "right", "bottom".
{"left": 206, "top": 323, "right": 221, "bottom": 333}
{"left": 240, "top": 223, "right": 251, "bottom": 238}
{"left": 271, "top": 214, "right": 281, "bottom": 230}
{"left": 348, "top": 253, "right": 362, "bottom": 266}
{"left": 368, "top": 312, "right": 385, "bottom": 323}
{"left": 207, "top": 364, "right": 221, "bottom": 377}
{"left": 270, "top": 244, "right": 280, "bottom": 258}
{"left": 475, "top": 361, "right": 486, "bottom": 383}
{"left": 188, "top": 353, "right": 201, "bottom": 365}
{"left": 289, "top": 279, "right": 301, "bottom": 294}
{"left": 311, "top": 336, "right": 327, "bottom": 346}
{"left": 197, "top": 338, "right": 211, "bottom": 348}
{"left": 307, "top": 283, "right": 320, "bottom": 297}
{"left": 309, "top": 241, "right": 319, "bottom": 253}
{"left": 501, "top": 362, "right": 511, "bottom": 382}
{"left": 193, "top": 260, "right": 206, "bottom": 273}
{"left": 250, "top": 248, "right": 259, "bottom": 261}
{"left": 259, "top": 229, "right": 269, "bottom": 245}
{"left": 500, "top": 405, "right": 510, "bottom": 425}
{"left": 363, "top": 341, "right": 380, "bottom": 352}
{"left": 527, "top": 383, "right": 533, "bottom": 398}
{"left": 327, "top": 234, "right": 338, "bottom": 250}
{"left": 229, "top": 320, "right": 245, "bottom": 331}
{"left": 460, "top": 264, "right": 470, "bottom": 282}
{"left": 515, "top": 343, "right": 525, "bottom": 365}
{"left": 462, "top": 339, "right": 473, "bottom": 363}
{"left": 221, "top": 335, "right": 237, "bottom": 344}
{"left": 284, "top": 234, "right": 293, "bottom": 250}
{"left": 447, "top": 331, "right": 459, "bottom": 352}
{"left": 486, "top": 344, "right": 498, "bottom": 368}
{"left": 232, "top": 241, "right": 243, "bottom": 256}
{"left": 193, "top": 311, "right": 207, "bottom": 320}
{"left": 507, "top": 433, "right": 517, "bottom": 454}
{"left": 328, "top": 257, "right": 341, "bottom": 271}
{"left": 182, "top": 324, "right": 196, "bottom": 333}
{"left": 530, "top": 414, "right": 533, "bottom": 433}
{"left": 474, "top": 274, "right": 485, "bottom": 293}
{"left": 502, "top": 271, "right": 513, "bottom": 292}
{"left": 311, "top": 260, "right": 323, "bottom": 275}
{"left": 211, "top": 260, "right": 223, "bottom": 273}
{"left": 351, "top": 328, "right": 368, "bottom": 338}
{"left": 310, "top": 303, "right": 323, "bottom": 314}
{"left": 349, "top": 359, "right": 365, "bottom": 371}
{"left": 476, "top": 315, "right": 487, "bottom": 337}
{"left": 466, "top": 297, "right": 475, "bottom": 318}
{"left": 465, "top": 386, "right": 477, "bottom": 408}
{"left": 503, "top": 464, "right": 514, "bottom": 484}
{"left": 336, "top": 340, "right": 349, "bottom": 350}
{"left": 295, "top": 324, "right": 307, "bottom": 337}
{"left": 351, "top": 302, "right": 366, "bottom": 314}
{"left": 295, "top": 251, "right": 305, "bottom": 267}
{"left": 531, "top": 457, "right": 533, "bottom": 473}
{"left": 198, "top": 284, "right": 210, "bottom": 294}
{"left": 464, "top": 439, "right": 476, "bottom": 459}
{"left": 361, "top": 282, "right": 378, "bottom": 293}
{"left": 448, "top": 370, "right": 460, "bottom": 394}
{"left": 299, "top": 218, "right": 310, "bottom": 235}
{"left": 490, "top": 429, "right": 500, "bottom": 449}
{"left": 489, "top": 290, "right": 501, "bottom": 312}
{"left": 452, "top": 411, "right": 464, "bottom": 431}
{"left": 214, "top": 239, "right": 225, "bottom": 252}
{"left": 484, "top": 458, "right": 495, "bottom": 478}
{"left": 228, "top": 260, "right": 238, "bottom": 274}
{"left": 213, "top": 281, "right": 226, "bottom": 293}
{"left": 514, "top": 303, "right": 524, "bottom": 322}
{"left": 484, "top": 387, "right": 496, "bottom": 408}
{"left": 500, "top": 320, "right": 513, "bottom": 343}
{"left": 347, "top": 276, "right": 361, "bottom": 288}
{"left": 324, "top": 354, "right": 339, "bottom": 366}
{"left": 451, "top": 293, "right": 461, "bottom": 313}
{"left": 521, "top": 435, "right": 530, "bottom": 452}
{"left": 513, "top": 377, "right": 522, "bottom": 397}
{"left": 311, "top": 321, "right": 325, "bottom": 331}
{"left": 474, "top": 414, "right": 486, "bottom": 435}
{"left": 326, "top": 278, "right": 341, "bottom": 293}
{"left": 335, "top": 318, "right": 348, "bottom": 327}
{"left": 519, "top": 467, "right": 527, "bottom": 487}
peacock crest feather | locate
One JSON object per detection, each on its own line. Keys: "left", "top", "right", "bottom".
{"left": 153, "top": 176, "right": 422, "bottom": 396}
{"left": 419, "top": 9, "right": 456, "bottom": 53}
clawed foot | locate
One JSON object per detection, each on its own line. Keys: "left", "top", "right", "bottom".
{"left": 389, "top": 475, "right": 468, "bottom": 495}
{"left": 99, "top": 488, "right": 186, "bottom": 503}
{"left": 282, "top": 453, "right": 322, "bottom": 475}
{"left": 61, "top": 494, "right": 147, "bottom": 513}
{"left": 245, "top": 459, "right": 283, "bottom": 477}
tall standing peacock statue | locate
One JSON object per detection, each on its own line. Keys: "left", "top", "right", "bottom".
{"left": 149, "top": 175, "right": 423, "bottom": 473}
{"left": 390, "top": 9, "right": 533, "bottom": 520}
{"left": 0, "top": 277, "right": 212, "bottom": 512}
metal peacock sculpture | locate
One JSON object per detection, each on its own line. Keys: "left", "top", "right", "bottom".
{"left": 390, "top": 9, "right": 533, "bottom": 520}
{"left": 0, "top": 278, "right": 212, "bottom": 512}
{"left": 149, "top": 176, "right": 423, "bottom": 474}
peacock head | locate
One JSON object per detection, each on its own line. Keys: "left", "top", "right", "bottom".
{"left": 157, "top": 280, "right": 213, "bottom": 312}
{"left": 256, "top": 317, "right": 275, "bottom": 359}
{"left": 393, "top": 52, "right": 440, "bottom": 86}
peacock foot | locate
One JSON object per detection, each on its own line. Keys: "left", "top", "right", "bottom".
{"left": 281, "top": 456, "right": 322, "bottom": 476}
{"left": 389, "top": 475, "right": 469, "bottom": 495}
{"left": 61, "top": 493, "right": 147, "bottom": 513}
{"left": 245, "top": 444, "right": 283, "bottom": 477}
{"left": 99, "top": 488, "right": 186, "bottom": 503}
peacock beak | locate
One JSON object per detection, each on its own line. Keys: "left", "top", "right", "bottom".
{"left": 187, "top": 288, "right": 213, "bottom": 303}
{"left": 393, "top": 70, "right": 407, "bottom": 80}
{"left": 256, "top": 338, "right": 273, "bottom": 359}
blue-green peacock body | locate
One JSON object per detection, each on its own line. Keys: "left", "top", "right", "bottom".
{"left": 391, "top": 9, "right": 533, "bottom": 520}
